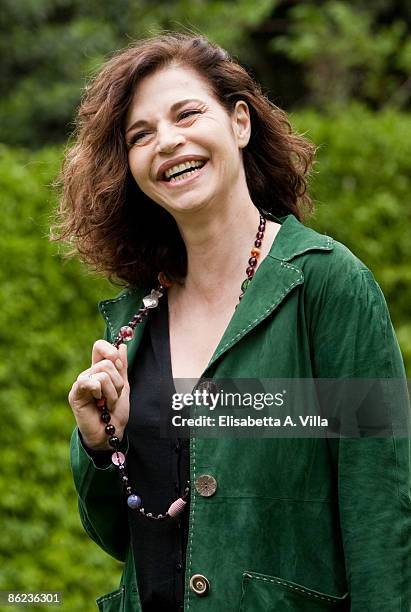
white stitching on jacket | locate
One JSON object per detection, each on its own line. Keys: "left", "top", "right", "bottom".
{"left": 244, "top": 573, "right": 341, "bottom": 604}
{"left": 186, "top": 436, "right": 197, "bottom": 611}
{"left": 97, "top": 585, "right": 124, "bottom": 604}
{"left": 213, "top": 267, "right": 303, "bottom": 361}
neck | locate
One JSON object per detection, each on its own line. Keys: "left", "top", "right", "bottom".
{"left": 172, "top": 194, "right": 262, "bottom": 302}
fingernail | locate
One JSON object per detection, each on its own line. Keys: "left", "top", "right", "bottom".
{"left": 115, "top": 359, "right": 123, "bottom": 370}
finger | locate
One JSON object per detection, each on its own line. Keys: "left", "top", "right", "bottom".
{"left": 89, "top": 371, "right": 120, "bottom": 409}
{"left": 92, "top": 339, "right": 121, "bottom": 366}
{"left": 76, "top": 372, "right": 103, "bottom": 401}
{"left": 117, "top": 343, "right": 128, "bottom": 382}
{"left": 87, "top": 359, "right": 124, "bottom": 395}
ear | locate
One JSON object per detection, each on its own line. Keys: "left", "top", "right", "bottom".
{"left": 232, "top": 100, "right": 251, "bottom": 149}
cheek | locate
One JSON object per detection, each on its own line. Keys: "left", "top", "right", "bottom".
{"left": 128, "top": 153, "right": 147, "bottom": 187}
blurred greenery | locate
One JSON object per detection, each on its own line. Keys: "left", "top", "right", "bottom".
{"left": 1, "top": 1, "right": 410, "bottom": 610}
{"left": 1, "top": 105, "right": 410, "bottom": 609}
{"left": 1, "top": 0, "right": 411, "bottom": 146}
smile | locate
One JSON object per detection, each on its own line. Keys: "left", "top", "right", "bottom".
{"left": 163, "top": 160, "right": 207, "bottom": 183}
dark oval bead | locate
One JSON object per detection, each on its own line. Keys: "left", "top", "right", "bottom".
{"left": 258, "top": 224, "right": 265, "bottom": 232}
{"left": 254, "top": 239, "right": 262, "bottom": 248}
{"left": 256, "top": 231, "right": 264, "bottom": 240}
{"left": 246, "top": 267, "right": 255, "bottom": 278}
{"left": 108, "top": 436, "right": 120, "bottom": 449}
{"left": 105, "top": 424, "right": 116, "bottom": 436}
{"left": 241, "top": 278, "right": 251, "bottom": 292}
{"left": 101, "top": 410, "right": 111, "bottom": 423}
{"left": 121, "top": 475, "right": 129, "bottom": 483}
{"left": 248, "top": 257, "right": 257, "bottom": 267}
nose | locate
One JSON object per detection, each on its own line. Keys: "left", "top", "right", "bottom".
{"left": 155, "top": 122, "right": 186, "bottom": 154}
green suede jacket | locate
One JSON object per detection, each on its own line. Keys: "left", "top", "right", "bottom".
{"left": 70, "top": 215, "right": 411, "bottom": 611}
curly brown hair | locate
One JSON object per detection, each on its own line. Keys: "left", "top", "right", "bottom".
{"left": 53, "top": 32, "right": 315, "bottom": 287}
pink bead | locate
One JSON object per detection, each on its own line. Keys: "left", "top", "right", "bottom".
{"left": 111, "top": 451, "right": 126, "bottom": 466}
{"left": 119, "top": 326, "right": 134, "bottom": 341}
{"left": 167, "top": 497, "right": 187, "bottom": 517}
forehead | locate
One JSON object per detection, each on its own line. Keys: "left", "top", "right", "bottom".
{"left": 126, "top": 65, "right": 216, "bottom": 122}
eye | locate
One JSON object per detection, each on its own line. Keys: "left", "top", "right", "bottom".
{"left": 177, "top": 109, "right": 202, "bottom": 121}
{"left": 127, "top": 131, "right": 152, "bottom": 148}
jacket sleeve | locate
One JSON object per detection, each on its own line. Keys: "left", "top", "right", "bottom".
{"left": 70, "top": 427, "right": 130, "bottom": 562}
{"left": 307, "top": 244, "right": 411, "bottom": 611}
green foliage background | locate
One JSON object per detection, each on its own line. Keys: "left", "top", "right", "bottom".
{"left": 1, "top": 107, "right": 410, "bottom": 611}
{"left": 1, "top": 1, "right": 410, "bottom": 611}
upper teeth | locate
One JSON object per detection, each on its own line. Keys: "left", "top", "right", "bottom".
{"left": 164, "top": 160, "right": 205, "bottom": 179}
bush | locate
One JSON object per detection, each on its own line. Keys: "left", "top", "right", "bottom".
{"left": 293, "top": 105, "right": 411, "bottom": 368}
{"left": 1, "top": 106, "right": 410, "bottom": 609}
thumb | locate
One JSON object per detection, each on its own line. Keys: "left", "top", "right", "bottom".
{"left": 118, "top": 343, "right": 129, "bottom": 382}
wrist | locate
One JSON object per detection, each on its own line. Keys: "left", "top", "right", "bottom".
{"left": 80, "top": 430, "right": 123, "bottom": 452}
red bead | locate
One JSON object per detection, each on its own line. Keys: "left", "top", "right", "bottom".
{"left": 119, "top": 326, "right": 134, "bottom": 341}
{"left": 246, "top": 267, "right": 255, "bottom": 278}
{"left": 101, "top": 410, "right": 111, "bottom": 423}
{"left": 248, "top": 257, "right": 257, "bottom": 267}
{"left": 254, "top": 239, "right": 262, "bottom": 248}
{"left": 256, "top": 231, "right": 264, "bottom": 240}
{"left": 158, "top": 272, "right": 173, "bottom": 288}
{"left": 96, "top": 397, "right": 106, "bottom": 408}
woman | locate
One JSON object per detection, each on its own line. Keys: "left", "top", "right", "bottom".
{"left": 58, "top": 33, "right": 410, "bottom": 611}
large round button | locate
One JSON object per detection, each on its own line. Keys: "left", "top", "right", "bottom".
{"left": 194, "top": 474, "right": 217, "bottom": 497}
{"left": 196, "top": 380, "right": 219, "bottom": 395}
{"left": 189, "top": 574, "right": 210, "bottom": 597}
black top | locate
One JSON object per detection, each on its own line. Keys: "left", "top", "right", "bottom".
{"left": 125, "top": 295, "right": 190, "bottom": 612}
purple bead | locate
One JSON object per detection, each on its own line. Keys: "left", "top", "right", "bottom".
{"left": 254, "top": 239, "right": 262, "bottom": 248}
{"left": 127, "top": 494, "right": 142, "bottom": 509}
{"left": 105, "top": 424, "right": 115, "bottom": 435}
{"left": 108, "top": 435, "right": 120, "bottom": 449}
{"left": 246, "top": 267, "right": 255, "bottom": 278}
{"left": 256, "top": 231, "right": 264, "bottom": 240}
{"left": 119, "top": 326, "right": 134, "bottom": 341}
{"left": 248, "top": 257, "right": 257, "bottom": 267}
{"left": 101, "top": 410, "right": 111, "bottom": 423}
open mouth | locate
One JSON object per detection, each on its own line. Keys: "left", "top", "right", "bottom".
{"left": 163, "top": 159, "right": 207, "bottom": 183}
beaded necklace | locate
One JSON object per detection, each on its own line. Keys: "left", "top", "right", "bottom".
{"left": 96, "top": 214, "right": 266, "bottom": 520}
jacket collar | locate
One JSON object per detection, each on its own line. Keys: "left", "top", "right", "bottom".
{"left": 99, "top": 215, "right": 334, "bottom": 374}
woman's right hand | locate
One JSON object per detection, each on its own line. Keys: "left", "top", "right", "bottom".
{"left": 68, "top": 340, "right": 130, "bottom": 451}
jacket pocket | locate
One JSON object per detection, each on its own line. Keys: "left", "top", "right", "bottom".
{"left": 239, "top": 571, "right": 349, "bottom": 611}
{"left": 96, "top": 586, "right": 124, "bottom": 612}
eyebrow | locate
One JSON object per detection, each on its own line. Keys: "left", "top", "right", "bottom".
{"left": 125, "top": 98, "right": 204, "bottom": 134}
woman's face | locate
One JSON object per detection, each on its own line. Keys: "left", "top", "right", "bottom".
{"left": 125, "top": 64, "right": 250, "bottom": 217}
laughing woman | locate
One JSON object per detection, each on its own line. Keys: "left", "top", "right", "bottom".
{"left": 57, "top": 33, "right": 410, "bottom": 611}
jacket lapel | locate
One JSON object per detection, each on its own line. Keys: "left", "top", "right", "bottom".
{"left": 205, "top": 215, "right": 334, "bottom": 370}
{"left": 99, "top": 287, "right": 149, "bottom": 372}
